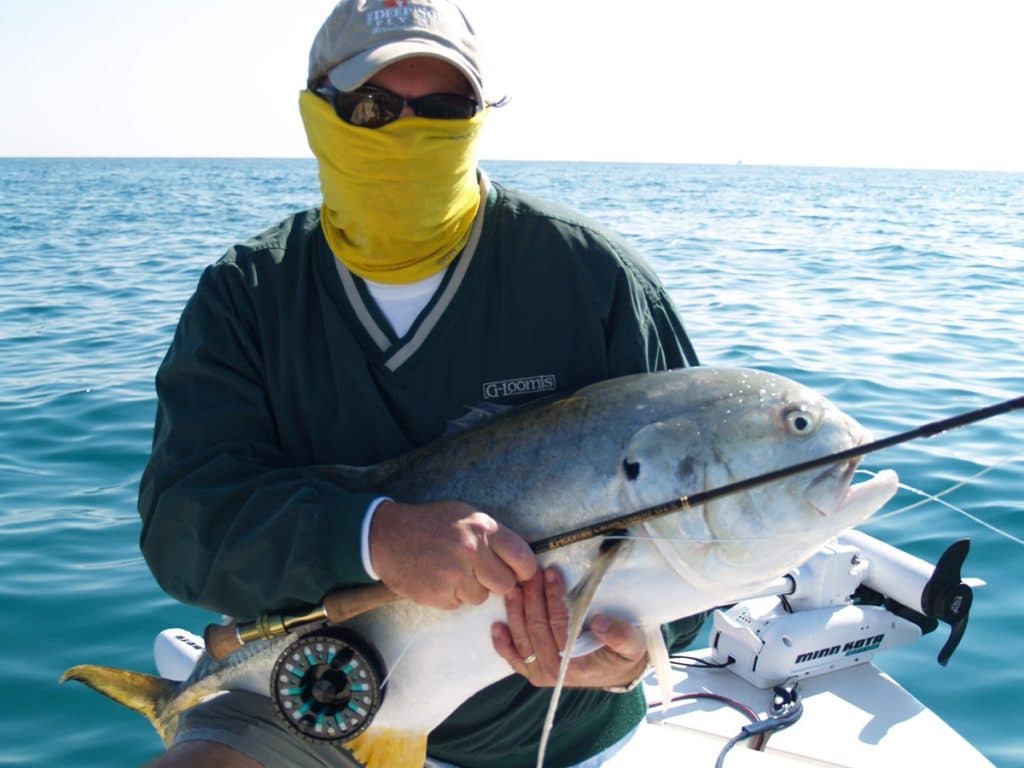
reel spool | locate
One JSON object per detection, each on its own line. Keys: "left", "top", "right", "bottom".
{"left": 271, "top": 626, "right": 386, "bottom": 742}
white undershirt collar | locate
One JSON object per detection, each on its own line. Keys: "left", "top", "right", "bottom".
{"left": 364, "top": 271, "right": 446, "bottom": 339}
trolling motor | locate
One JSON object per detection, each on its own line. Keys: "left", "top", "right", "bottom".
{"left": 709, "top": 530, "right": 984, "bottom": 688}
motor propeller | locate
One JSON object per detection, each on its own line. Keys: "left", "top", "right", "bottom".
{"left": 844, "top": 530, "right": 981, "bottom": 667}
{"left": 921, "top": 539, "right": 974, "bottom": 666}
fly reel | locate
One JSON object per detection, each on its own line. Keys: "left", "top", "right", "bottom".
{"left": 271, "top": 626, "right": 386, "bottom": 742}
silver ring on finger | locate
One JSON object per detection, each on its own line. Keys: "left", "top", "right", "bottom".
{"left": 521, "top": 652, "right": 538, "bottom": 665}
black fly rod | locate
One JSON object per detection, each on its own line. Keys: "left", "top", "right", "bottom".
{"left": 205, "top": 393, "right": 1023, "bottom": 660}
{"left": 530, "top": 394, "right": 1024, "bottom": 553}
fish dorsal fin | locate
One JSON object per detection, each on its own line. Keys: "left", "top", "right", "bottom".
{"left": 318, "top": 394, "right": 588, "bottom": 494}
{"left": 60, "top": 664, "right": 180, "bottom": 745}
{"left": 345, "top": 727, "right": 428, "bottom": 768}
{"left": 445, "top": 402, "right": 512, "bottom": 434}
{"left": 535, "top": 536, "right": 631, "bottom": 768}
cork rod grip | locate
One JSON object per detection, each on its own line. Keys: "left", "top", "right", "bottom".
{"left": 202, "top": 583, "right": 400, "bottom": 661}
{"left": 323, "top": 583, "right": 401, "bottom": 623}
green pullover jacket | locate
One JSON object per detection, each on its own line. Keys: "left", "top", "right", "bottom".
{"left": 139, "top": 178, "right": 703, "bottom": 767}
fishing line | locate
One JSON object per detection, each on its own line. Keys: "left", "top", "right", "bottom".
{"left": 861, "top": 455, "right": 1017, "bottom": 517}
{"left": 378, "top": 634, "right": 420, "bottom": 690}
{"left": 590, "top": 457, "right": 1023, "bottom": 548}
{"left": 595, "top": 531, "right": 834, "bottom": 545}
{"left": 859, "top": 459, "right": 1024, "bottom": 546}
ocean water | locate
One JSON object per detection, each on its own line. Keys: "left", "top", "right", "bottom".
{"left": 1, "top": 158, "right": 1021, "bottom": 766}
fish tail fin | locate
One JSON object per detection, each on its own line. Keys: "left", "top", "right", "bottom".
{"left": 60, "top": 664, "right": 180, "bottom": 745}
{"left": 345, "top": 728, "right": 428, "bottom": 768}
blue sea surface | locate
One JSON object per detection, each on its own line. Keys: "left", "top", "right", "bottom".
{"left": 1, "top": 158, "right": 1021, "bottom": 766}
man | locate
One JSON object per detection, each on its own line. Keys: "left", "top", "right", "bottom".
{"left": 139, "top": 1, "right": 704, "bottom": 766}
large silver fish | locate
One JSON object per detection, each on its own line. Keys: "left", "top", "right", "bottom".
{"left": 61, "top": 367, "right": 898, "bottom": 768}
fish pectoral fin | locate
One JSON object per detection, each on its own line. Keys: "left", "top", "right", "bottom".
{"left": 535, "top": 537, "right": 632, "bottom": 768}
{"left": 644, "top": 625, "right": 673, "bottom": 714}
{"left": 345, "top": 728, "right": 428, "bottom": 768}
{"left": 60, "top": 664, "right": 179, "bottom": 745}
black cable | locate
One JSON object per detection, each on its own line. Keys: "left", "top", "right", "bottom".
{"left": 669, "top": 653, "right": 735, "bottom": 670}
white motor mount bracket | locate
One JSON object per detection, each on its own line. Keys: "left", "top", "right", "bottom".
{"left": 709, "top": 531, "right": 982, "bottom": 689}
{"left": 711, "top": 598, "right": 925, "bottom": 689}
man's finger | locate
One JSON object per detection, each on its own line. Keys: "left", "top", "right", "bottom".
{"left": 491, "top": 621, "right": 518, "bottom": 666}
{"left": 501, "top": 586, "right": 534, "bottom": 659}
{"left": 457, "top": 575, "right": 490, "bottom": 606}
{"left": 589, "top": 614, "right": 647, "bottom": 661}
{"left": 492, "top": 620, "right": 545, "bottom": 683}
{"left": 521, "top": 570, "right": 561, "bottom": 679}
{"left": 473, "top": 546, "right": 519, "bottom": 596}
{"left": 543, "top": 567, "right": 570, "bottom": 652}
{"left": 490, "top": 525, "right": 538, "bottom": 583}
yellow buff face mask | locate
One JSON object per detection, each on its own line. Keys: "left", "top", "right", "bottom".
{"left": 299, "top": 90, "right": 486, "bottom": 285}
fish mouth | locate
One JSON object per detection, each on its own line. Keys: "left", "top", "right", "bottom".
{"left": 808, "top": 459, "right": 860, "bottom": 517}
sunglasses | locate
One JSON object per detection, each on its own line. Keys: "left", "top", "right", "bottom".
{"left": 314, "top": 84, "right": 479, "bottom": 128}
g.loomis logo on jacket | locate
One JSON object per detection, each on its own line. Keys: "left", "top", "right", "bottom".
{"left": 482, "top": 375, "right": 557, "bottom": 401}
{"left": 444, "top": 375, "right": 557, "bottom": 435}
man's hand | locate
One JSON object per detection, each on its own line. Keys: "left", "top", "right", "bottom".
{"left": 369, "top": 500, "right": 538, "bottom": 610}
{"left": 491, "top": 567, "right": 648, "bottom": 689}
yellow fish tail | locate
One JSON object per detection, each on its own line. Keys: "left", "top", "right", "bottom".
{"left": 346, "top": 728, "right": 429, "bottom": 768}
{"left": 60, "top": 664, "right": 179, "bottom": 745}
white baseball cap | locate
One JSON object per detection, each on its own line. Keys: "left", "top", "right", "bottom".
{"left": 308, "top": 0, "right": 488, "bottom": 106}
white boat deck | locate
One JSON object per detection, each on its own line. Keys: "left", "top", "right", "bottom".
{"left": 601, "top": 650, "right": 994, "bottom": 767}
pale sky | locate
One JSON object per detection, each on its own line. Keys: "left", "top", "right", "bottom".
{"left": 2, "top": 0, "right": 1022, "bottom": 171}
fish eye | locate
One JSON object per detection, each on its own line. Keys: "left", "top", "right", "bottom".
{"left": 784, "top": 407, "right": 817, "bottom": 435}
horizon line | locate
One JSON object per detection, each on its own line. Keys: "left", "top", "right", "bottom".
{"left": 1, "top": 156, "right": 1021, "bottom": 175}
